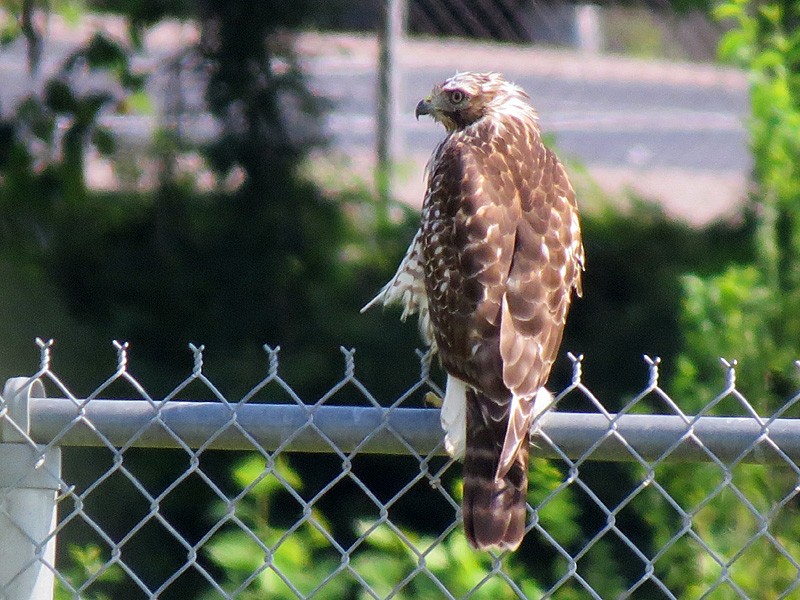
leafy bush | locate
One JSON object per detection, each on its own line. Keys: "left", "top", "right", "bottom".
{"left": 199, "top": 455, "right": 593, "bottom": 599}
{"left": 654, "top": 0, "right": 800, "bottom": 596}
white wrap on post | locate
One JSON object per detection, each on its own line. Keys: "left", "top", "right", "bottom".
{"left": 0, "top": 377, "right": 60, "bottom": 600}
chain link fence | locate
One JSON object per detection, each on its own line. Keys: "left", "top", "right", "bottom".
{"left": 2, "top": 339, "right": 800, "bottom": 599}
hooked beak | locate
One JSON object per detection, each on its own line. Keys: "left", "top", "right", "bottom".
{"left": 415, "top": 98, "right": 433, "bottom": 120}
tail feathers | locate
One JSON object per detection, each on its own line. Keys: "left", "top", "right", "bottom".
{"left": 462, "top": 390, "right": 529, "bottom": 551}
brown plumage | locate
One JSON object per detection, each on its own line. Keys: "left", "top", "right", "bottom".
{"left": 364, "top": 72, "right": 583, "bottom": 551}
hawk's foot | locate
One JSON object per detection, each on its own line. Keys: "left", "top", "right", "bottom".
{"left": 424, "top": 391, "right": 443, "bottom": 408}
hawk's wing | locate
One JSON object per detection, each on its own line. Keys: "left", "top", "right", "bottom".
{"left": 424, "top": 124, "right": 583, "bottom": 482}
{"left": 496, "top": 148, "right": 584, "bottom": 478}
{"left": 501, "top": 151, "right": 583, "bottom": 396}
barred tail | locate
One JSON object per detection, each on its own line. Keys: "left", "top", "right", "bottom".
{"left": 462, "top": 389, "right": 529, "bottom": 551}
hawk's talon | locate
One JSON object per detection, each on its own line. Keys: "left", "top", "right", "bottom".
{"left": 424, "top": 391, "right": 443, "bottom": 408}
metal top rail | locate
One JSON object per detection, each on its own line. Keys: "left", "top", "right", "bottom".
{"left": 25, "top": 397, "right": 800, "bottom": 465}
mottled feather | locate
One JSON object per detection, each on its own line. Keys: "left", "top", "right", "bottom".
{"left": 367, "top": 72, "right": 584, "bottom": 552}
{"left": 419, "top": 73, "right": 583, "bottom": 551}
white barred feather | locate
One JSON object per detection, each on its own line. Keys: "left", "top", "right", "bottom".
{"left": 361, "top": 229, "right": 437, "bottom": 350}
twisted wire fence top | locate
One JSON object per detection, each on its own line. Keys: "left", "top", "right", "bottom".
{"left": 2, "top": 341, "right": 800, "bottom": 599}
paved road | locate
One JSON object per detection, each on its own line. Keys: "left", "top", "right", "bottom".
{"left": 300, "top": 35, "right": 750, "bottom": 223}
{"left": 316, "top": 65, "right": 748, "bottom": 173}
{"left": 0, "top": 26, "right": 751, "bottom": 222}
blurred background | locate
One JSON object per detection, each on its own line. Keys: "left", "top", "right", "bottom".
{"left": 0, "top": 0, "right": 753, "bottom": 397}
{"left": 2, "top": 0, "right": 799, "bottom": 597}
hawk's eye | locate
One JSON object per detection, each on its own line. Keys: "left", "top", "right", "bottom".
{"left": 449, "top": 90, "right": 465, "bottom": 104}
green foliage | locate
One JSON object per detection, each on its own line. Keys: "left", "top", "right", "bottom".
{"left": 199, "top": 455, "right": 597, "bottom": 599}
{"left": 197, "top": 456, "right": 347, "bottom": 600}
{"left": 54, "top": 544, "right": 125, "bottom": 600}
{"left": 717, "top": 0, "right": 800, "bottom": 300}
{"left": 561, "top": 199, "right": 750, "bottom": 406}
{"left": 0, "top": 3, "right": 787, "bottom": 599}
{"left": 0, "top": 0, "right": 420, "bottom": 398}
{"left": 674, "top": 265, "right": 787, "bottom": 408}
{"left": 351, "top": 524, "right": 544, "bottom": 599}
{"left": 0, "top": 28, "right": 144, "bottom": 260}
{"left": 681, "top": 0, "right": 800, "bottom": 419}
{"left": 651, "top": 0, "right": 800, "bottom": 596}
{"left": 641, "top": 459, "right": 800, "bottom": 599}
{"left": 1, "top": 4, "right": 437, "bottom": 598}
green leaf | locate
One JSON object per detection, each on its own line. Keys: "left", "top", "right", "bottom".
{"left": 57, "top": 1, "right": 85, "bottom": 26}
{"left": 44, "top": 79, "right": 77, "bottom": 113}
{"left": 752, "top": 48, "right": 785, "bottom": 70}
{"left": 124, "top": 90, "right": 154, "bottom": 115}
{"left": 119, "top": 70, "right": 147, "bottom": 92}
{"left": 758, "top": 3, "right": 782, "bottom": 23}
{"left": 78, "top": 92, "right": 115, "bottom": 121}
{"left": 17, "top": 96, "right": 55, "bottom": 141}
{"left": 83, "top": 33, "right": 127, "bottom": 71}
{"left": 0, "top": 20, "right": 20, "bottom": 47}
{"left": 205, "top": 531, "right": 264, "bottom": 573}
{"left": 356, "top": 521, "right": 404, "bottom": 552}
{"left": 713, "top": 3, "right": 741, "bottom": 20}
{"left": 92, "top": 127, "right": 116, "bottom": 155}
{"left": 718, "top": 29, "right": 752, "bottom": 63}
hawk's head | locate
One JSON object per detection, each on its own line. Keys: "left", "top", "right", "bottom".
{"left": 415, "top": 72, "right": 531, "bottom": 132}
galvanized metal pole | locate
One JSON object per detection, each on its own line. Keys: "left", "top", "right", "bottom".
{"left": 575, "top": 4, "right": 603, "bottom": 53}
{"left": 0, "top": 378, "right": 59, "bottom": 600}
{"left": 25, "top": 397, "right": 800, "bottom": 466}
{"left": 376, "top": 0, "right": 407, "bottom": 210}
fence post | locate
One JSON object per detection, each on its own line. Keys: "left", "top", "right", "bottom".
{"left": 376, "top": 0, "right": 407, "bottom": 209}
{"left": 0, "top": 377, "right": 60, "bottom": 600}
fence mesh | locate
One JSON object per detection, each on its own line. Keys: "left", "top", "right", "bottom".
{"left": 2, "top": 340, "right": 800, "bottom": 599}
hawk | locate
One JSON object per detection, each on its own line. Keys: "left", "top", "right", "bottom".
{"left": 363, "top": 72, "right": 584, "bottom": 551}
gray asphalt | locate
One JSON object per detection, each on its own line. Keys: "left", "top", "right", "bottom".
{"left": 318, "top": 67, "right": 749, "bottom": 172}
{"left": 0, "top": 28, "right": 750, "bottom": 180}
